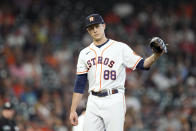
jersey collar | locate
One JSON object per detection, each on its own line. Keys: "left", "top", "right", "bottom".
{"left": 91, "top": 39, "right": 110, "bottom": 49}
{"left": 96, "top": 39, "right": 109, "bottom": 48}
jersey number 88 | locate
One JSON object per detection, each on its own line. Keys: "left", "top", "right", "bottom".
{"left": 104, "top": 70, "right": 116, "bottom": 80}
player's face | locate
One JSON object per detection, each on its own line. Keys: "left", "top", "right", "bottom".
{"left": 2, "top": 109, "right": 15, "bottom": 119}
{"left": 87, "top": 24, "right": 106, "bottom": 41}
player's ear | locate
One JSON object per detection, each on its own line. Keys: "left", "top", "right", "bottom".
{"left": 103, "top": 24, "right": 106, "bottom": 30}
{"left": 86, "top": 28, "right": 90, "bottom": 34}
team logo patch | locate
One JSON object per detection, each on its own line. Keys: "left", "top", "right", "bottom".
{"left": 89, "top": 17, "right": 94, "bottom": 22}
{"left": 86, "top": 51, "right": 91, "bottom": 55}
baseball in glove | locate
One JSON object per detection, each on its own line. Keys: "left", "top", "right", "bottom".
{"left": 150, "top": 37, "right": 167, "bottom": 53}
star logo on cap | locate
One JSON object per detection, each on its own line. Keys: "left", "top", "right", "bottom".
{"left": 5, "top": 102, "right": 11, "bottom": 108}
{"left": 89, "top": 17, "right": 94, "bottom": 22}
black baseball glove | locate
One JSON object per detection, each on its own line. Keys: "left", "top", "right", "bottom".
{"left": 150, "top": 37, "right": 167, "bottom": 53}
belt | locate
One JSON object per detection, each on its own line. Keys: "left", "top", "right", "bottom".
{"left": 91, "top": 89, "right": 118, "bottom": 97}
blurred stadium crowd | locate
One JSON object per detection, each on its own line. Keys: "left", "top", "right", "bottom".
{"left": 0, "top": 0, "right": 196, "bottom": 130}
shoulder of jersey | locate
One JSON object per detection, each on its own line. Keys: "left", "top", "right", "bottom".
{"left": 112, "top": 40, "right": 127, "bottom": 48}
{"left": 79, "top": 43, "right": 93, "bottom": 55}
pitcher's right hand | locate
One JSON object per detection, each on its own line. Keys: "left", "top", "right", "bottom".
{"left": 70, "top": 111, "right": 78, "bottom": 126}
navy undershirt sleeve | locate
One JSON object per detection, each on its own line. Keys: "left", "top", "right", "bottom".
{"left": 74, "top": 74, "right": 88, "bottom": 94}
{"left": 136, "top": 59, "right": 150, "bottom": 70}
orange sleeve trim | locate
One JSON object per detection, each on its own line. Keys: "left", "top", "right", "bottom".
{"left": 130, "top": 57, "right": 142, "bottom": 71}
{"left": 77, "top": 70, "right": 88, "bottom": 74}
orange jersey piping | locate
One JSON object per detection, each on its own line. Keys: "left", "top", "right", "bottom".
{"left": 89, "top": 46, "right": 98, "bottom": 81}
{"left": 99, "top": 41, "right": 114, "bottom": 91}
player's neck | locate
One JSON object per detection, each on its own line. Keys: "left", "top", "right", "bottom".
{"left": 93, "top": 37, "right": 108, "bottom": 46}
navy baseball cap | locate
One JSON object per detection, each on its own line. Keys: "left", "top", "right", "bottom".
{"left": 3, "top": 102, "right": 14, "bottom": 110}
{"left": 85, "top": 14, "right": 105, "bottom": 28}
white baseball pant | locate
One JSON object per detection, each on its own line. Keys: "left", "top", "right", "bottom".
{"left": 83, "top": 92, "right": 126, "bottom": 131}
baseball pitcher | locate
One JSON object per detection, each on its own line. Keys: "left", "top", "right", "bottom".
{"left": 70, "top": 14, "right": 167, "bottom": 131}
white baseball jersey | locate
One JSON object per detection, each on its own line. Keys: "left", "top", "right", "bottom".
{"left": 76, "top": 39, "right": 142, "bottom": 92}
